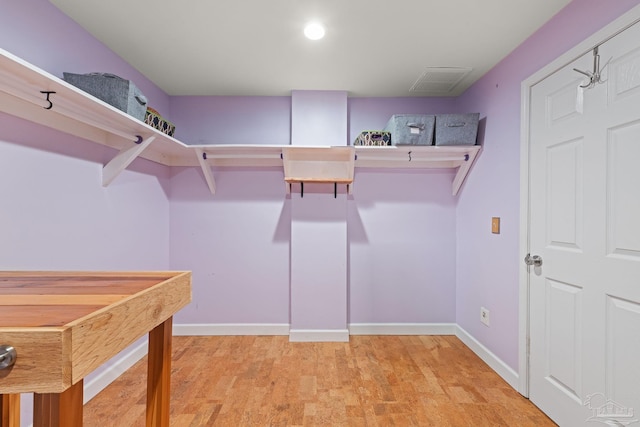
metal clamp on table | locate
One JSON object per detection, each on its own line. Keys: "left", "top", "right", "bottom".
{"left": 0, "top": 346, "right": 17, "bottom": 370}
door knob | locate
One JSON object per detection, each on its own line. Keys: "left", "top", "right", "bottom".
{"left": 524, "top": 253, "right": 543, "bottom": 267}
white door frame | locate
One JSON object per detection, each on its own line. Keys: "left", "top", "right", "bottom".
{"left": 518, "top": 4, "right": 640, "bottom": 397}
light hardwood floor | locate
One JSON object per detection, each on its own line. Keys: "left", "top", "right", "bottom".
{"left": 84, "top": 335, "right": 556, "bottom": 426}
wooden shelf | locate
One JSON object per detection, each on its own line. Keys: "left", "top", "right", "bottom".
{"left": 0, "top": 48, "right": 480, "bottom": 196}
{"left": 0, "top": 48, "right": 196, "bottom": 186}
{"left": 282, "top": 146, "right": 355, "bottom": 187}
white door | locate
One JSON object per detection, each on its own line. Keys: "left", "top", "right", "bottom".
{"left": 528, "top": 20, "right": 640, "bottom": 427}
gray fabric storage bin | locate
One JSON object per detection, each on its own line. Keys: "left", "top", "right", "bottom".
{"left": 434, "top": 113, "right": 480, "bottom": 146}
{"left": 384, "top": 114, "right": 435, "bottom": 145}
{"left": 63, "top": 72, "right": 148, "bottom": 121}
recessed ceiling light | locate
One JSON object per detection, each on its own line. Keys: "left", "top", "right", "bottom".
{"left": 304, "top": 22, "right": 325, "bottom": 40}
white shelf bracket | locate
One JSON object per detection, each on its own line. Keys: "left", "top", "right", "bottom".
{"left": 452, "top": 150, "right": 479, "bottom": 196}
{"left": 195, "top": 148, "right": 216, "bottom": 194}
{"left": 102, "top": 135, "right": 156, "bottom": 187}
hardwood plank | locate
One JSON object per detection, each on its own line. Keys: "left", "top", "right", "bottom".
{"left": 0, "top": 271, "right": 177, "bottom": 279}
{"left": 146, "top": 318, "right": 173, "bottom": 427}
{"left": 69, "top": 272, "right": 191, "bottom": 384}
{"left": 84, "top": 335, "right": 557, "bottom": 427}
{"left": 0, "top": 394, "right": 20, "bottom": 427}
{"left": 33, "top": 379, "right": 83, "bottom": 427}
{"left": 0, "top": 295, "right": 127, "bottom": 306}
{"left": 0, "top": 329, "right": 70, "bottom": 394}
{"left": 0, "top": 306, "right": 105, "bottom": 327}
{"left": 0, "top": 278, "right": 169, "bottom": 295}
{"left": 0, "top": 272, "right": 181, "bottom": 297}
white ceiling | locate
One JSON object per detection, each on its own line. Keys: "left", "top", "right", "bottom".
{"left": 50, "top": 0, "right": 572, "bottom": 97}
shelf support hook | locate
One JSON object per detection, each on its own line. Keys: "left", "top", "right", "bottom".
{"left": 40, "top": 91, "right": 56, "bottom": 110}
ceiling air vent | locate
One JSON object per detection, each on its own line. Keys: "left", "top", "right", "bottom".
{"left": 410, "top": 67, "right": 472, "bottom": 94}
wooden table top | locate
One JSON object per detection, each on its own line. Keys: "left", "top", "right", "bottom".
{"left": 0, "top": 271, "right": 191, "bottom": 394}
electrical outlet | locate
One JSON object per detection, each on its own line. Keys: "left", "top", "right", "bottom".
{"left": 480, "top": 307, "right": 490, "bottom": 326}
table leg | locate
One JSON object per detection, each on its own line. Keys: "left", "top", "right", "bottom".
{"left": 146, "top": 317, "right": 172, "bottom": 427}
{"left": 1, "top": 394, "right": 20, "bottom": 427}
{"left": 33, "top": 380, "right": 83, "bottom": 427}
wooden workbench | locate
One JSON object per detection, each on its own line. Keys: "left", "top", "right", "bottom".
{"left": 0, "top": 271, "right": 192, "bottom": 427}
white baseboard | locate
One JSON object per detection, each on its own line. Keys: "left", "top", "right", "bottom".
{"left": 173, "top": 323, "right": 290, "bottom": 336}
{"left": 349, "top": 323, "right": 456, "bottom": 335}
{"left": 289, "top": 329, "right": 350, "bottom": 342}
{"left": 83, "top": 340, "right": 148, "bottom": 403}
{"left": 173, "top": 323, "right": 458, "bottom": 337}
{"left": 455, "top": 325, "right": 519, "bottom": 390}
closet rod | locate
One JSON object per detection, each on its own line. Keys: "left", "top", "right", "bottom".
{"left": 357, "top": 155, "right": 470, "bottom": 162}
{"left": 201, "top": 153, "right": 282, "bottom": 160}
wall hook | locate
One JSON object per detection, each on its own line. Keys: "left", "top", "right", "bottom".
{"left": 40, "top": 91, "right": 56, "bottom": 109}
{"left": 408, "top": 151, "right": 412, "bottom": 162}
{"left": 573, "top": 46, "right": 608, "bottom": 89}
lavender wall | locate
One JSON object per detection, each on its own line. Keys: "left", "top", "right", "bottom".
{"left": 1, "top": 1, "right": 174, "bottom": 424}
{"left": 349, "top": 170, "right": 457, "bottom": 324}
{"left": 347, "top": 97, "right": 459, "bottom": 326}
{"left": 167, "top": 95, "right": 460, "bottom": 329}
{"left": 170, "top": 96, "right": 291, "bottom": 145}
{"left": 291, "top": 90, "right": 348, "bottom": 146}
{"left": 0, "top": 115, "right": 171, "bottom": 270}
{"left": 169, "top": 165, "right": 460, "bottom": 328}
{"left": 291, "top": 192, "right": 348, "bottom": 333}
{"left": 169, "top": 167, "right": 290, "bottom": 325}
{"left": 454, "top": 0, "right": 640, "bottom": 370}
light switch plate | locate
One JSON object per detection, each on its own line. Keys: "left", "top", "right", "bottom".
{"left": 492, "top": 217, "right": 500, "bottom": 234}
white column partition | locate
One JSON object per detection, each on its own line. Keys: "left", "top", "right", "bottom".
{"left": 289, "top": 90, "right": 349, "bottom": 341}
